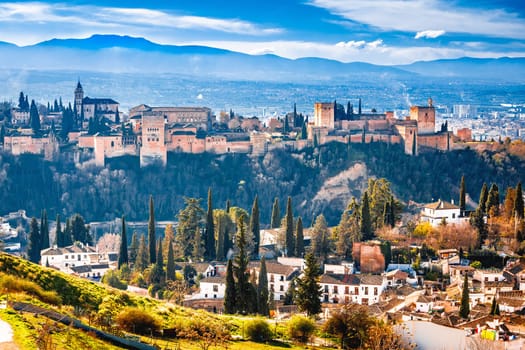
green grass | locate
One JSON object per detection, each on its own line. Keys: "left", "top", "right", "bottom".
{"left": 0, "top": 309, "right": 37, "bottom": 350}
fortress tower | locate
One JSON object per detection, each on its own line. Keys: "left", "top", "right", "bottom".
{"left": 410, "top": 98, "right": 435, "bottom": 134}
{"left": 74, "top": 80, "right": 84, "bottom": 117}
{"left": 314, "top": 102, "right": 335, "bottom": 129}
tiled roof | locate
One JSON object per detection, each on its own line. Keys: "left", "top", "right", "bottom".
{"left": 425, "top": 199, "right": 459, "bottom": 210}
{"left": 83, "top": 97, "right": 119, "bottom": 105}
{"left": 265, "top": 262, "right": 297, "bottom": 277}
{"left": 359, "top": 274, "right": 384, "bottom": 285}
{"left": 200, "top": 276, "right": 225, "bottom": 284}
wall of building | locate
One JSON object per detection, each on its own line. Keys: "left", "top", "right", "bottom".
{"left": 314, "top": 103, "right": 335, "bottom": 129}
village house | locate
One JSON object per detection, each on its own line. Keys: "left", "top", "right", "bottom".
{"left": 196, "top": 276, "right": 226, "bottom": 300}
{"left": 319, "top": 274, "right": 387, "bottom": 305}
{"left": 420, "top": 199, "right": 470, "bottom": 227}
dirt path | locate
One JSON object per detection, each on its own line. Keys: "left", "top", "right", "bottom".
{"left": 0, "top": 318, "right": 18, "bottom": 349}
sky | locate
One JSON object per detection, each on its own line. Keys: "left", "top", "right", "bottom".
{"left": 0, "top": 0, "right": 524, "bottom": 65}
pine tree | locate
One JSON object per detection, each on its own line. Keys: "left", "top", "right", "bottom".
{"left": 40, "top": 209, "right": 49, "bottom": 250}
{"left": 129, "top": 232, "right": 139, "bottom": 266}
{"left": 224, "top": 259, "right": 236, "bottom": 314}
{"left": 175, "top": 197, "right": 204, "bottom": 259}
{"left": 30, "top": 99, "right": 40, "bottom": 133}
{"left": 459, "top": 273, "right": 470, "bottom": 319}
{"left": 515, "top": 182, "right": 524, "bottom": 220}
{"left": 486, "top": 183, "right": 500, "bottom": 217}
{"left": 311, "top": 214, "right": 330, "bottom": 262}
{"left": 28, "top": 217, "right": 41, "bottom": 263}
{"left": 192, "top": 226, "right": 204, "bottom": 261}
{"left": 360, "top": 191, "right": 373, "bottom": 241}
{"left": 249, "top": 195, "right": 260, "bottom": 259}
{"left": 295, "top": 216, "right": 304, "bottom": 257}
{"left": 460, "top": 175, "right": 466, "bottom": 215}
{"left": 234, "top": 214, "right": 251, "bottom": 314}
{"left": 135, "top": 234, "right": 149, "bottom": 271}
{"left": 479, "top": 183, "right": 489, "bottom": 213}
{"left": 148, "top": 195, "right": 156, "bottom": 264}
{"left": 166, "top": 238, "right": 176, "bottom": 281}
{"left": 295, "top": 252, "right": 322, "bottom": 317}
{"left": 257, "top": 257, "right": 269, "bottom": 316}
{"left": 270, "top": 198, "right": 280, "bottom": 229}
{"left": 63, "top": 218, "right": 73, "bottom": 246}
{"left": 204, "top": 188, "right": 216, "bottom": 261}
{"left": 118, "top": 216, "right": 128, "bottom": 269}
{"left": 284, "top": 196, "right": 295, "bottom": 257}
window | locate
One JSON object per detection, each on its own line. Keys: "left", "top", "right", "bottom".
{"left": 333, "top": 286, "right": 338, "bottom": 294}
{"left": 355, "top": 287, "right": 359, "bottom": 295}
{"left": 270, "top": 275, "right": 274, "bottom": 282}
{"left": 270, "top": 284, "right": 274, "bottom": 292}
{"left": 374, "top": 287, "right": 378, "bottom": 296}
{"left": 364, "top": 287, "right": 369, "bottom": 295}
{"left": 280, "top": 285, "right": 284, "bottom": 292}
{"left": 324, "top": 285, "right": 329, "bottom": 292}
{"left": 213, "top": 285, "right": 218, "bottom": 292}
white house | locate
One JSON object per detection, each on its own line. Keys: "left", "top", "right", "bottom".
{"left": 415, "top": 295, "right": 433, "bottom": 313}
{"left": 420, "top": 199, "right": 469, "bottom": 227}
{"left": 196, "top": 276, "right": 226, "bottom": 300}
{"left": 319, "top": 274, "right": 387, "bottom": 305}
{"left": 358, "top": 275, "right": 387, "bottom": 305}
{"left": 250, "top": 261, "right": 300, "bottom": 301}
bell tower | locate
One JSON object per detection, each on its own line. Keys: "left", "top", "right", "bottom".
{"left": 74, "top": 80, "right": 84, "bottom": 118}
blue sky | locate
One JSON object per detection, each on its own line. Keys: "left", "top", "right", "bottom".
{"left": 0, "top": 0, "right": 524, "bottom": 65}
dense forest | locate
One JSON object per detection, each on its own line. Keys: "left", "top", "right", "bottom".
{"left": 0, "top": 141, "right": 524, "bottom": 226}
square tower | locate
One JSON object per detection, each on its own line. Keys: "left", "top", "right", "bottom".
{"left": 314, "top": 102, "right": 335, "bottom": 129}
{"left": 410, "top": 98, "right": 435, "bottom": 135}
{"left": 140, "top": 115, "right": 167, "bottom": 167}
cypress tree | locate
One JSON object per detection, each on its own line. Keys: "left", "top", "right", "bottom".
{"left": 204, "top": 188, "right": 215, "bottom": 261}
{"left": 270, "top": 198, "right": 280, "bottom": 229}
{"left": 249, "top": 195, "right": 260, "bottom": 258}
{"left": 28, "top": 217, "right": 41, "bottom": 263}
{"left": 412, "top": 132, "right": 416, "bottom": 155}
{"left": 295, "top": 216, "right": 304, "bottom": 257}
{"left": 192, "top": 227, "right": 204, "bottom": 261}
{"left": 486, "top": 183, "right": 500, "bottom": 217}
{"left": 135, "top": 234, "right": 149, "bottom": 271}
{"left": 361, "top": 191, "right": 373, "bottom": 241}
{"left": 295, "top": 252, "right": 322, "bottom": 317}
{"left": 148, "top": 195, "right": 156, "bottom": 264}
{"left": 129, "top": 232, "right": 139, "bottom": 266}
{"left": 55, "top": 214, "right": 62, "bottom": 246}
{"left": 63, "top": 218, "right": 73, "bottom": 246}
{"left": 224, "top": 259, "right": 236, "bottom": 314}
{"left": 301, "top": 121, "right": 307, "bottom": 139}
{"left": 118, "top": 216, "right": 128, "bottom": 269}
{"left": 30, "top": 99, "right": 40, "bottom": 133}
{"left": 358, "top": 98, "right": 362, "bottom": 116}
{"left": 257, "top": 257, "right": 269, "bottom": 316}
{"left": 479, "top": 183, "right": 488, "bottom": 213}
{"left": 149, "top": 238, "right": 165, "bottom": 286}
{"left": 40, "top": 209, "right": 49, "bottom": 250}
{"left": 226, "top": 199, "right": 231, "bottom": 213}
{"left": 460, "top": 175, "right": 466, "bottom": 214}
{"left": 234, "top": 214, "right": 251, "bottom": 314}
{"left": 166, "top": 238, "right": 176, "bottom": 281}
{"left": 459, "top": 273, "right": 470, "bottom": 319}
{"left": 284, "top": 114, "right": 289, "bottom": 133}
{"left": 515, "top": 182, "right": 524, "bottom": 220}
{"left": 284, "top": 196, "right": 295, "bottom": 257}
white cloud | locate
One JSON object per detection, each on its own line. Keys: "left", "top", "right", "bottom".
{"left": 307, "top": 0, "right": 525, "bottom": 39}
{"left": 415, "top": 30, "right": 446, "bottom": 39}
{"left": 336, "top": 40, "right": 366, "bottom": 49}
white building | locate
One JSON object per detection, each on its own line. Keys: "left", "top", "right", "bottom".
{"left": 420, "top": 199, "right": 469, "bottom": 227}
{"left": 196, "top": 276, "right": 225, "bottom": 300}
{"left": 319, "top": 274, "right": 387, "bottom": 305}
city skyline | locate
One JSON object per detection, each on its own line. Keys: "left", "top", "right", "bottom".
{"left": 0, "top": 0, "right": 524, "bottom": 65}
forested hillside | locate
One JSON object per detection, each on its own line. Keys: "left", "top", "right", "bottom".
{"left": 0, "top": 141, "right": 524, "bottom": 226}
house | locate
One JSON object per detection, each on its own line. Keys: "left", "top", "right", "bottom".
{"left": 385, "top": 269, "right": 410, "bottom": 287}
{"left": 497, "top": 291, "right": 525, "bottom": 313}
{"left": 196, "top": 276, "right": 226, "bottom": 300}
{"left": 503, "top": 261, "right": 525, "bottom": 290}
{"left": 420, "top": 199, "right": 469, "bottom": 227}
{"left": 473, "top": 269, "right": 513, "bottom": 304}
{"left": 415, "top": 295, "right": 434, "bottom": 313}
{"left": 319, "top": 274, "right": 387, "bottom": 305}
{"left": 250, "top": 261, "right": 300, "bottom": 301}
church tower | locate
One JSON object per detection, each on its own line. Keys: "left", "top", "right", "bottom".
{"left": 74, "top": 80, "right": 83, "bottom": 118}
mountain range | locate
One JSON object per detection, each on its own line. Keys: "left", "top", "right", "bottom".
{"left": 0, "top": 35, "right": 523, "bottom": 82}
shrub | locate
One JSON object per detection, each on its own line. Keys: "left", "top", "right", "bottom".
{"left": 0, "top": 272, "right": 62, "bottom": 305}
{"left": 101, "top": 270, "right": 127, "bottom": 290}
{"left": 287, "top": 315, "right": 315, "bottom": 344}
{"left": 245, "top": 318, "right": 272, "bottom": 342}
{"left": 115, "top": 307, "right": 161, "bottom": 335}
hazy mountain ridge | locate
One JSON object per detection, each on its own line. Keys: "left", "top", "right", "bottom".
{"left": 0, "top": 34, "right": 522, "bottom": 81}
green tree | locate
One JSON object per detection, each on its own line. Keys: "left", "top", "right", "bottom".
{"left": 460, "top": 175, "right": 466, "bottom": 214}
{"left": 204, "top": 188, "right": 216, "bottom": 261}
{"left": 214, "top": 209, "right": 232, "bottom": 261}
{"left": 257, "top": 256, "right": 269, "bottom": 316}
{"left": 54, "top": 214, "right": 62, "bottom": 246}
{"left": 295, "top": 217, "right": 304, "bottom": 257}
{"left": 135, "top": 234, "right": 149, "bottom": 272}
{"left": 479, "top": 183, "right": 488, "bottom": 213}
{"left": 234, "top": 214, "right": 251, "bottom": 314}
{"left": 40, "top": 209, "right": 49, "bottom": 250}
{"left": 284, "top": 196, "right": 295, "bottom": 257}
{"left": 129, "top": 232, "right": 139, "bottom": 266}
{"left": 310, "top": 214, "right": 331, "bottom": 262}
{"left": 515, "top": 182, "right": 524, "bottom": 220}
{"left": 490, "top": 297, "right": 500, "bottom": 316}
{"left": 249, "top": 195, "right": 260, "bottom": 258}
{"left": 28, "top": 217, "right": 41, "bottom": 263}
{"left": 224, "top": 259, "right": 236, "bottom": 314}
{"left": 149, "top": 238, "right": 165, "bottom": 286}
{"left": 70, "top": 214, "right": 91, "bottom": 244}
{"left": 118, "top": 216, "right": 128, "bottom": 269}
{"left": 175, "top": 197, "right": 204, "bottom": 259}
{"left": 166, "top": 238, "right": 176, "bottom": 281}
{"left": 459, "top": 273, "right": 470, "bottom": 319}
{"left": 323, "top": 303, "right": 374, "bottom": 349}
{"left": 148, "top": 195, "right": 156, "bottom": 264}
{"left": 30, "top": 99, "right": 40, "bottom": 133}
{"left": 270, "top": 197, "right": 280, "bottom": 229}
{"left": 486, "top": 183, "right": 500, "bottom": 217}
{"left": 62, "top": 218, "right": 73, "bottom": 247}
{"left": 360, "top": 191, "right": 373, "bottom": 240}
{"left": 295, "top": 252, "right": 322, "bottom": 317}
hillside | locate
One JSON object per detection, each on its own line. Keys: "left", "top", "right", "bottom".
{"left": 0, "top": 141, "right": 524, "bottom": 228}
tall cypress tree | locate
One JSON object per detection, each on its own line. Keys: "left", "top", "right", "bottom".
{"left": 224, "top": 259, "right": 236, "bottom": 314}
{"left": 460, "top": 175, "right": 466, "bottom": 214}
{"left": 361, "top": 191, "right": 373, "bottom": 241}
{"left": 30, "top": 99, "right": 40, "bottom": 133}
{"left": 40, "top": 209, "right": 49, "bottom": 250}
{"left": 204, "top": 188, "right": 216, "bottom": 261}
{"left": 63, "top": 218, "right": 73, "bottom": 246}
{"left": 54, "top": 214, "right": 62, "bottom": 247}
{"left": 486, "top": 183, "right": 500, "bottom": 217}
{"left": 270, "top": 198, "right": 280, "bottom": 229}
{"left": 250, "top": 195, "right": 260, "bottom": 258}
{"left": 226, "top": 199, "right": 231, "bottom": 213}
{"left": 459, "top": 273, "right": 470, "bottom": 319}
{"left": 166, "top": 238, "right": 176, "bottom": 281}
{"left": 295, "top": 216, "right": 304, "bottom": 257}
{"left": 148, "top": 195, "right": 156, "bottom": 264}
{"left": 28, "top": 217, "right": 41, "bottom": 263}
{"left": 129, "top": 232, "right": 139, "bottom": 266}
{"left": 149, "top": 238, "right": 165, "bottom": 285}
{"left": 515, "top": 182, "right": 524, "bottom": 220}
{"left": 285, "top": 196, "right": 295, "bottom": 257}
{"left": 118, "top": 215, "right": 128, "bottom": 269}
{"left": 479, "top": 183, "right": 489, "bottom": 213}
{"left": 234, "top": 214, "right": 251, "bottom": 314}
{"left": 135, "top": 234, "right": 149, "bottom": 271}
{"left": 257, "top": 257, "right": 269, "bottom": 316}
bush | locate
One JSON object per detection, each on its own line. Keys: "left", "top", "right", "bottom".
{"left": 101, "top": 270, "right": 127, "bottom": 290}
{"left": 115, "top": 307, "right": 161, "bottom": 335}
{"left": 0, "top": 272, "right": 62, "bottom": 305}
{"left": 287, "top": 315, "right": 315, "bottom": 344}
{"left": 245, "top": 318, "right": 272, "bottom": 342}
